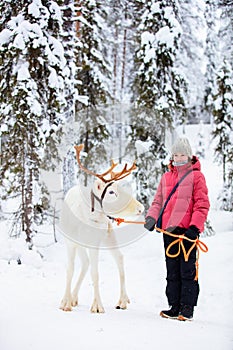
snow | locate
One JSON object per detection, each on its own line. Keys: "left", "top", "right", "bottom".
{"left": 0, "top": 29, "right": 11, "bottom": 46}
{"left": 140, "top": 3, "right": 182, "bottom": 59}
{"left": 151, "top": 2, "right": 160, "bottom": 14}
{"left": 15, "top": 61, "right": 30, "bottom": 81}
{"left": 0, "top": 125, "right": 233, "bottom": 350}
{"left": 28, "top": 0, "right": 43, "bottom": 19}
{"left": 156, "top": 26, "right": 176, "bottom": 48}
{"left": 135, "top": 139, "right": 154, "bottom": 156}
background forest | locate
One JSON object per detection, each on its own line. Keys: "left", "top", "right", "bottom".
{"left": 0, "top": 0, "right": 232, "bottom": 245}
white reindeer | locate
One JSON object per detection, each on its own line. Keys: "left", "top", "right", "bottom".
{"left": 59, "top": 144, "right": 144, "bottom": 313}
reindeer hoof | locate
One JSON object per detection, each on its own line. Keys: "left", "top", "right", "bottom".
{"left": 116, "top": 297, "right": 130, "bottom": 310}
{"left": 90, "top": 301, "right": 105, "bottom": 313}
{"left": 91, "top": 306, "right": 105, "bottom": 313}
{"left": 60, "top": 298, "right": 73, "bottom": 312}
{"left": 60, "top": 305, "right": 72, "bottom": 312}
{"left": 115, "top": 305, "right": 127, "bottom": 310}
{"left": 91, "top": 309, "right": 105, "bottom": 313}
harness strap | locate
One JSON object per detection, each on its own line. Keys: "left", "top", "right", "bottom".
{"left": 91, "top": 182, "right": 114, "bottom": 212}
{"left": 157, "top": 168, "right": 199, "bottom": 229}
{"left": 91, "top": 191, "right": 102, "bottom": 212}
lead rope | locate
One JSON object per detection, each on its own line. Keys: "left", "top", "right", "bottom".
{"left": 107, "top": 216, "right": 208, "bottom": 281}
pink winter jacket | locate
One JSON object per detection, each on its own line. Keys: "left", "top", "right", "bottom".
{"left": 146, "top": 156, "right": 210, "bottom": 233}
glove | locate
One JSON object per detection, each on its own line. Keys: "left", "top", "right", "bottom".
{"left": 144, "top": 216, "right": 156, "bottom": 232}
{"left": 185, "top": 225, "right": 200, "bottom": 240}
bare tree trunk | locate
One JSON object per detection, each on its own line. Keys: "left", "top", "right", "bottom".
{"left": 121, "top": 5, "right": 128, "bottom": 97}
{"left": 223, "top": 153, "right": 226, "bottom": 184}
{"left": 21, "top": 130, "right": 34, "bottom": 245}
{"left": 119, "top": 5, "right": 128, "bottom": 163}
{"left": 21, "top": 145, "right": 26, "bottom": 235}
{"left": 75, "top": 0, "right": 82, "bottom": 36}
{"left": 62, "top": 0, "right": 76, "bottom": 193}
{"left": 113, "top": 26, "right": 118, "bottom": 102}
{"left": 25, "top": 167, "right": 33, "bottom": 244}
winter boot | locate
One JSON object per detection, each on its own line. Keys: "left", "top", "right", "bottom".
{"left": 178, "top": 305, "right": 194, "bottom": 321}
{"left": 160, "top": 305, "right": 180, "bottom": 319}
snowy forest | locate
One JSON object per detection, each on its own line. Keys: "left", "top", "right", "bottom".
{"left": 0, "top": 0, "right": 232, "bottom": 248}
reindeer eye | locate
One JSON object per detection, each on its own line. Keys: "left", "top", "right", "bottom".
{"left": 109, "top": 190, "right": 115, "bottom": 194}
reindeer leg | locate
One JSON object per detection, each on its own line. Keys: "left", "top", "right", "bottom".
{"left": 110, "top": 248, "right": 130, "bottom": 310}
{"left": 71, "top": 246, "right": 89, "bottom": 307}
{"left": 89, "top": 248, "right": 105, "bottom": 313}
{"left": 60, "top": 241, "right": 76, "bottom": 311}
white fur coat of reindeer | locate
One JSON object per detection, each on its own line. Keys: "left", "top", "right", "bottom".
{"left": 59, "top": 144, "right": 144, "bottom": 313}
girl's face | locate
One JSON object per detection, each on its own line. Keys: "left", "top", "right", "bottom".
{"left": 173, "top": 153, "right": 189, "bottom": 163}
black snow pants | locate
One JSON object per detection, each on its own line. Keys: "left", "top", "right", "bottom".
{"left": 163, "top": 227, "right": 200, "bottom": 307}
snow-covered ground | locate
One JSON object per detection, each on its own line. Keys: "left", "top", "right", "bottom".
{"left": 0, "top": 125, "right": 233, "bottom": 350}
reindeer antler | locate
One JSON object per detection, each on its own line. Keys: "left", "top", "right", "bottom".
{"left": 110, "top": 162, "right": 137, "bottom": 181}
{"left": 74, "top": 144, "right": 118, "bottom": 183}
{"left": 74, "top": 144, "right": 137, "bottom": 183}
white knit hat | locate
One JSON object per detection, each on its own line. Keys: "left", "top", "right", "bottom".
{"left": 171, "top": 137, "right": 193, "bottom": 158}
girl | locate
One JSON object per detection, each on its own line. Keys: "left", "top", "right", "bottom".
{"left": 144, "top": 137, "right": 210, "bottom": 321}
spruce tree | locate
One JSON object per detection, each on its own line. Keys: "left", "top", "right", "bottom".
{"left": 0, "top": 0, "right": 67, "bottom": 242}
{"left": 178, "top": 0, "right": 206, "bottom": 123}
{"left": 218, "top": 0, "right": 233, "bottom": 66}
{"left": 212, "top": 59, "right": 233, "bottom": 211}
{"left": 74, "top": 0, "right": 113, "bottom": 182}
{"left": 203, "top": 0, "right": 220, "bottom": 123}
{"left": 131, "top": 0, "right": 186, "bottom": 126}
{"left": 211, "top": 0, "right": 233, "bottom": 211}
{"left": 60, "top": 0, "right": 76, "bottom": 193}
{"left": 127, "top": 0, "right": 186, "bottom": 208}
